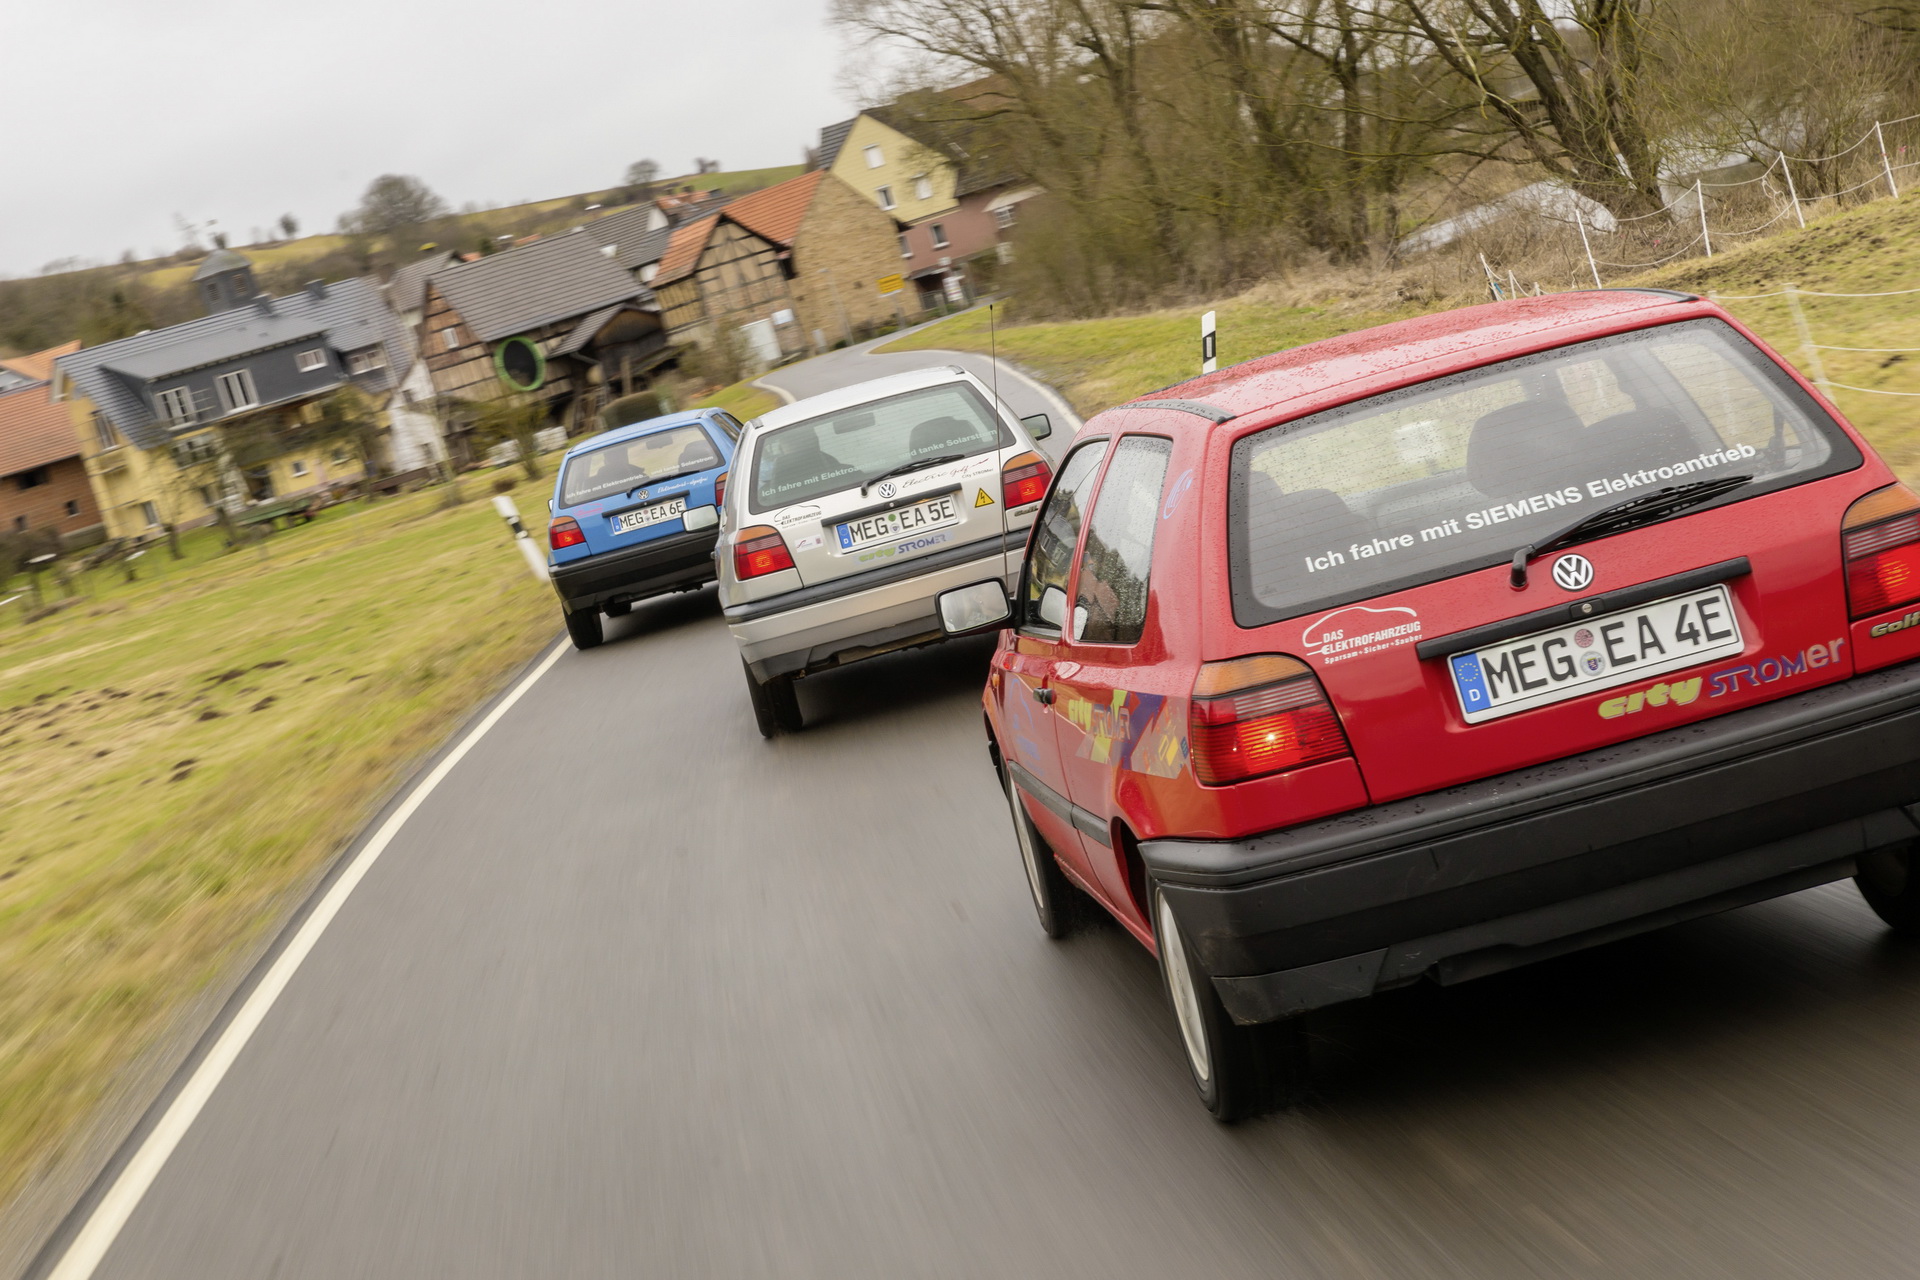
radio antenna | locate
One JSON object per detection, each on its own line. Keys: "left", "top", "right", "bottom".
{"left": 989, "top": 301, "right": 1000, "bottom": 415}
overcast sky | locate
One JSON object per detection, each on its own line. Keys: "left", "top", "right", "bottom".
{"left": 1, "top": 0, "right": 865, "bottom": 278}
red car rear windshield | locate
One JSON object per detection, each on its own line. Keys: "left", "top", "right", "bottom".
{"left": 1227, "top": 318, "right": 1860, "bottom": 625}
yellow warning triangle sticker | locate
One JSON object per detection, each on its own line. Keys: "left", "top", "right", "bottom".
{"left": 974, "top": 488, "right": 995, "bottom": 507}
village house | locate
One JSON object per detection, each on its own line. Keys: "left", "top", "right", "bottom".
{"left": 819, "top": 95, "right": 1038, "bottom": 313}
{"left": 651, "top": 169, "right": 906, "bottom": 368}
{"left": 418, "top": 229, "right": 665, "bottom": 455}
{"left": 51, "top": 251, "right": 410, "bottom": 539}
{"left": 0, "top": 343, "right": 103, "bottom": 545}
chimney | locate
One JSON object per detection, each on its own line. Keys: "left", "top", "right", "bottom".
{"left": 252, "top": 294, "right": 274, "bottom": 316}
{"left": 306, "top": 279, "right": 327, "bottom": 300}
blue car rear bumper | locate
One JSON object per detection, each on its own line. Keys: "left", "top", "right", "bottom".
{"left": 550, "top": 526, "right": 719, "bottom": 611}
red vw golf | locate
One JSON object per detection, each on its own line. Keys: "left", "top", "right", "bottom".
{"left": 936, "top": 288, "right": 1920, "bottom": 1119}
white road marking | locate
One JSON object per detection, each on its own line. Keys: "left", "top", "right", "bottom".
{"left": 45, "top": 641, "right": 570, "bottom": 1280}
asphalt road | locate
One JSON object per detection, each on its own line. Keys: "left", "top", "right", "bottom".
{"left": 44, "top": 345, "right": 1920, "bottom": 1279}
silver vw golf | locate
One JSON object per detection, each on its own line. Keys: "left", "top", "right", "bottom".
{"left": 718, "top": 365, "right": 1055, "bottom": 736}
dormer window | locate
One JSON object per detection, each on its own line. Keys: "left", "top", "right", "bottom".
{"left": 345, "top": 346, "right": 387, "bottom": 375}
{"left": 215, "top": 369, "right": 258, "bottom": 413}
{"left": 155, "top": 386, "right": 196, "bottom": 426}
{"left": 296, "top": 348, "right": 327, "bottom": 372}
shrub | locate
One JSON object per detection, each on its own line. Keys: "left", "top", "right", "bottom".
{"left": 601, "top": 390, "right": 665, "bottom": 430}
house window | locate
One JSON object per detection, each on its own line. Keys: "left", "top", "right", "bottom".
{"left": 440, "top": 328, "right": 460, "bottom": 350}
{"left": 215, "top": 368, "right": 258, "bottom": 413}
{"left": 876, "top": 185, "right": 896, "bottom": 210}
{"left": 296, "top": 348, "right": 327, "bottom": 372}
{"left": 994, "top": 205, "right": 1017, "bottom": 230}
{"left": 10, "top": 516, "right": 23, "bottom": 532}
{"left": 930, "top": 223, "right": 950, "bottom": 249}
{"left": 202, "top": 282, "right": 220, "bottom": 308}
{"left": 92, "top": 411, "right": 122, "bottom": 451}
{"left": 65, "top": 499, "right": 79, "bottom": 517}
{"left": 331, "top": 447, "right": 349, "bottom": 465}
{"left": 898, "top": 233, "right": 912, "bottom": 258}
{"left": 863, "top": 144, "right": 884, "bottom": 168}
{"left": 155, "top": 386, "right": 196, "bottom": 426}
{"left": 291, "top": 459, "right": 308, "bottom": 477}
{"left": 913, "top": 173, "right": 932, "bottom": 201}
{"left": 170, "top": 434, "right": 219, "bottom": 468}
{"left": 16, "top": 467, "right": 49, "bottom": 490}
{"left": 140, "top": 501, "right": 160, "bottom": 527}
{"left": 345, "top": 346, "right": 387, "bottom": 375}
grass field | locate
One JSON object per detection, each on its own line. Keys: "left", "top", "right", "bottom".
{"left": 882, "top": 198, "right": 1920, "bottom": 480}
{"left": 0, "top": 484, "right": 556, "bottom": 1212}
{"left": 693, "top": 377, "right": 782, "bottom": 423}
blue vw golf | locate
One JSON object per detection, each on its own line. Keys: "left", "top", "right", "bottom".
{"left": 547, "top": 409, "right": 742, "bottom": 649}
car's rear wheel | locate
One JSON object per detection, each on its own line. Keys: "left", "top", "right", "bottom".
{"left": 1856, "top": 840, "right": 1920, "bottom": 935}
{"left": 1152, "top": 886, "right": 1307, "bottom": 1123}
{"left": 563, "top": 606, "right": 603, "bottom": 651}
{"left": 1002, "top": 765, "right": 1077, "bottom": 938}
{"left": 743, "top": 660, "right": 803, "bottom": 737}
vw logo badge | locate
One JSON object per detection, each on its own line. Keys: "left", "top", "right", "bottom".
{"left": 1551, "top": 553, "right": 1595, "bottom": 592}
{"left": 878, "top": 481, "right": 897, "bottom": 499}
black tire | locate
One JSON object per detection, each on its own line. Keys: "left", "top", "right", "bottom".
{"left": 1152, "top": 885, "right": 1307, "bottom": 1123}
{"left": 1856, "top": 840, "right": 1920, "bottom": 936}
{"left": 563, "top": 606, "right": 603, "bottom": 651}
{"left": 743, "top": 659, "right": 803, "bottom": 738}
{"left": 1003, "top": 766, "right": 1079, "bottom": 939}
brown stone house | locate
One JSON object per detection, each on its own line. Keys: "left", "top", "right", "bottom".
{"left": 651, "top": 170, "right": 910, "bottom": 368}
{"left": 0, "top": 374, "right": 103, "bottom": 545}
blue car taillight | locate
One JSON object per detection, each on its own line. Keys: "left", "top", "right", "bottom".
{"left": 549, "top": 516, "right": 586, "bottom": 550}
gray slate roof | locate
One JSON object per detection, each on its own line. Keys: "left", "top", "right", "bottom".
{"left": 102, "top": 312, "right": 326, "bottom": 381}
{"left": 427, "top": 228, "right": 652, "bottom": 344}
{"left": 190, "top": 247, "right": 252, "bottom": 281}
{"left": 387, "top": 252, "right": 455, "bottom": 317}
{"left": 817, "top": 119, "right": 856, "bottom": 170}
{"left": 55, "top": 275, "right": 409, "bottom": 450}
{"left": 584, "top": 206, "right": 674, "bottom": 273}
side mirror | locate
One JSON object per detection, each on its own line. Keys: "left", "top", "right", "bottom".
{"left": 547, "top": 499, "right": 555, "bottom": 514}
{"left": 1035, "top": 584, "right": 1066, "bottom": 630}
{"left": 682, "top": 504, "right": 719, "bottom": 531}
{"left": 1020, "top": 412, "right": 1052, "bottom": 441}
{"left": 936, "top": 580, "right": 1013, "bottom": 636}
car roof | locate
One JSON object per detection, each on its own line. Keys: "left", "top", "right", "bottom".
{"left": 752, "top": 364, "right": 976, "bottom": 434}
{"left": 1097, "top": 289, "right": 1709, "bottom": 435}
{"left": 564, "top": 408, "right": 720, "bottom": 457}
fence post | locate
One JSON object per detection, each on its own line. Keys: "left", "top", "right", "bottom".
{"left": 1697, "top": 179, "right": 1713, "bottom": 257}
{"left": 1575, "top": 208, "right": 1603, "bottom": 288}
{"left": 1876, "top": 121, "right": 1900, "bottom": 199}
{"left": 1778, "top": 155, "right": 1806, "bottom": 229}
{"left": 1783, "top": 285, "right": 1833, "bottom": 396}
{"left": 1478, "top": 252, "right": 1503, "bottom": 300}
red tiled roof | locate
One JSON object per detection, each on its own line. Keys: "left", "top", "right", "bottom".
{"left": 0, "top": 384, "right": 83, "bottom": 477}
{"left": 724, "top": 170, "right": 826, "bottom": 248}
{"left": 652, "top": 214, "right": 720, "bottom": 285}
{"left": 0, "top": 339, "right": 80, "bottom": 385}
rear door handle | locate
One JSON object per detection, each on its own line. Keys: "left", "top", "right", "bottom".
{"left": 1033, "top": 686, "right": 1055, "bottom": 705}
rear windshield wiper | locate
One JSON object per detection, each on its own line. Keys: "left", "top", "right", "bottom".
{"left": 860, "top": 453, "right": 966, "bottom": 496}
{"left": 1510, "top": 474, "right": 1754, "bottom": 588}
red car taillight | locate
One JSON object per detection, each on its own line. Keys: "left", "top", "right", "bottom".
{"left": 715, "top": 470, "right": 728, "bottom": 508}
{"left": 548, "top": 516, "right": 586, "bottom": 550}
{"left": 1843, "top": 482, "right": 1920, "bottom": 619}
{"left": 731, "top": 525, "right": 795, "bottom": 579}
{"left": 1189, "top": 654, "right": 1350, "bottom": 786}
{"left": 1001, "top": 451, "right": 1051, "bottom": 508}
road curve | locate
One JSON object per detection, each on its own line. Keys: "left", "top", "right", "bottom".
{"left": 37, "top": 346, "right": 1920, "bottom": 1280}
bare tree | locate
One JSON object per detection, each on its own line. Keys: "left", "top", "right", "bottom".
{"left": 338, "top": 175, "right": 449, "bottom": 238}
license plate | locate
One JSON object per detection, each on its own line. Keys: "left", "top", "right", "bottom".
{"left": 1449, "top": 585, "right": 1743, "bottom": 724}
{"left": 835, "top": 494, "right": 961, "bottom": 551}
{"left": 609, "top": 496, "right": 686, "bottom": 535}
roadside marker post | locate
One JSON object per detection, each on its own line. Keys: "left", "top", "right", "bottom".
{"left": 490, "top": 494, "right": 550, "bottom": 583}
{"left": 1698, "top": 180, "right": 1713, "bottom": 257}
{"left": 1201, "top": 310, "right": 1217, "bottom": 375}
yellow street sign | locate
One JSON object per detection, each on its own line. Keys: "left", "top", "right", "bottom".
{"left": 975, "top": 488, "right": 995, "bottom": 507}
{"left": 877, "top": 273, "right": 906, "bottom": 295}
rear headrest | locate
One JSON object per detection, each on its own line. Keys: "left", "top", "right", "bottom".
{"left": 909, "top": 416, "right": 973, "bottom": 457}
{"left": 1466, "top": 401, "right": 1582, "bottom": 498}
{"left": 1246, "top": 473, "right": 1370, "bottom": 547}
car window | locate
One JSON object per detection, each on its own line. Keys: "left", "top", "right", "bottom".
{"left": 710, "top": 412, "right": 742, "bottom": 441}
{"left": 560, "top": 424, "right": 723, "bottom": 506}
{"left": 1020, "top": 439, "right": 1110, "bottom": 633}
{"left": 748, "top": 382, "right": 1012, "bottom": 512}
{"left": 1073, "top": 436, "right": 1172, "bottom": 645}
{"left": 1228, "top": 318, "right": 1860, "bottom": 625}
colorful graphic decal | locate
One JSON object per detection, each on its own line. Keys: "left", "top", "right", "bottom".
{"left": 1161, "top": 469, "right": 1194, "bottom": 520}
{"left": 1300, "top": 605, "right": 1422, "bottom": 664}
{"left": 1707, "top": 638, "right": 1845, "bottom": 696}
{"left": 1060, "top": 687, "right": 1187, "bottom": 778}
{"left": 1597, "top": 677, "right": 1701, "bottom": 719}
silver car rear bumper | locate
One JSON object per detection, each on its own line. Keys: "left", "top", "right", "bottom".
{"left": 726, "top": 531, "right": 1022, "bottom": 679}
